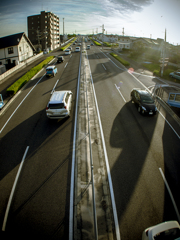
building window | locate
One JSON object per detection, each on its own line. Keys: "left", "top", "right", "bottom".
{"left": 8, "top": 47, "right": 13, "bottom": 54}
{"left": 19, "top": 47, "right": 21, "bottom": 52}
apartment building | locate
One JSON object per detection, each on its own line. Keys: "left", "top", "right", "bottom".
{"left": 27, "top": 11, "right": 60, "bottom": 51}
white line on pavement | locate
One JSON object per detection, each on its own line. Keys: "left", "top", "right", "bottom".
{"left": 159, "top": 168, "right": 180, "bottom": 222}
{"left": 69, "top": 50, "right": 82, "bottom": 240}
{"left": 99, "top": 49, "right": 180, "bottom": 140}
{"left": 0, "top": 73, "right": 46, "bottom": 135}
{"left": 2, "top": 146, "right": 29, "bottom": 231}
{"left": 51, "top": 79, "right": 59, "bottom": 94}
{"left": 102, "top": 64, "right": 106, "bottom": 70}
{"left": 87, "top": 53, "right": 121, "bottom": 240}
{"left": 65, "top": 62, "right": 68, "bottom": 68}
{"left": 115, "top": 84, "right": 127, "bottom": 103}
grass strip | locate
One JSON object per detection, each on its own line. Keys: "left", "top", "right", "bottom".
{"left": 7, "top": 56, "right": 54, "bottom": 96}
{"left": 60, "top": 38, "right": 77, "bottom": 51}
{"left": 110, "top": 52, "right": 130, "bottom": 66}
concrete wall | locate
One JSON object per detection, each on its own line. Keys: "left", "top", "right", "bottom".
{"left": 0, "top": 52, "right": 43, "bottom": 82}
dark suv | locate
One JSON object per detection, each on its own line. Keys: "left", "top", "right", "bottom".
{"left": 57, "top": 56, "right": 64, "bottom": 63}
{"left": 130, "top": 89, "right": 157, "bottom": 115}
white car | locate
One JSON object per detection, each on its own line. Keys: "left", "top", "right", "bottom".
{"left": 75, "top": 47, "right": 80, "bottom": 52}
{"left": 142, "top": 221, "right": 180, "bottom": 240}
{"left": 65, "top": 49, "right": 71, "bottom": 55}
{"left": 87, "top": 45, "right": 90, "bottom": 49}
{"left": 46, "top": 91, "right": 73, "bottom": 119}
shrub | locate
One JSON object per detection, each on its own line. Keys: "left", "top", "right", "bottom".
{"left": 60, "top": 38, "right": 77, "bottom": 51}
{"left": 110, "top": 52, "right": 130, "bottom": 66}
{"left": 7, "top": 56, "right": 54, "bottom": 96}
{"left": 104, "top": 42, "right": 111, "bottom": 47}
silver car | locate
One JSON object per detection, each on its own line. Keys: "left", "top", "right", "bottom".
{"left": 46, "top": 91, "right": 73, "bottom": 119}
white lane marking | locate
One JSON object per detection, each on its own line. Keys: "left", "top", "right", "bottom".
{"left": 87, "top": 54, "right": 121, "bottom": 240}
{"left": 65, "top": 62, "right": 68, "bottom": 68}
{"left": 51, "top": 79, "right": 59, "bottom": 95}
{"left": 0, "top": 73, "right": 46, "bottom": 135}
{"left": 102, "top": 64, "right": 106, "bottom": 71}
{"left": 99, "top": 49, "right": 180, "bottom": 140}
{"left": 158, "top": 110, "right": 180, "bottom": 139}
{"left": 2, "top": 146, "right": 29, "bottom": 231}
{"left": 159, "top": 168, "right": 180, "bottom": 222}
{"left": 69, "top": 50, "right": 82, "bottom": 240}
{"left": 115, "top": 84, "right": 126, "bottom": 103}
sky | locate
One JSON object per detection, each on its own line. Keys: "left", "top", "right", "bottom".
{"left": 0, "top": 0, "right": 179, "bottom": 45}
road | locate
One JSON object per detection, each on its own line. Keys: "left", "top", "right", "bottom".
{"left": 0, "top": 40, "right": 180, "bottom": 240}
{"left": 0, "top": 45, "right": 80, "bottom": 239}
{"left": 87, "top": 44, "right": 180, "bottom": 239}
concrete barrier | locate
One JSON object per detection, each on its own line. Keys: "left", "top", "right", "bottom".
{"left": 0, "top": 52, "right": 43, "bottom": 82}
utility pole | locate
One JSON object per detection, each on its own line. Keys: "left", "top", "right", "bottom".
{"left": 63, "top": 18, "right": 64, "bottom": 42}
{"left": 160, "top": 28, "right": 168, "bottom": 77}
{"left": 102, "top": 24, "right": 105, "bottom": 47}
{"left": 122, "top": 27, "right": 124, "bottom": 36}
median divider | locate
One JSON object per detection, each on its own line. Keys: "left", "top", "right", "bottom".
{"left": 6, "top": 56, "right": 54, "bottom": 96}
{"left": 110, "top": 52, "right": 130, "bottom": 67}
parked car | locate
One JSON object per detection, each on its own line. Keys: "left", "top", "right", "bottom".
{"left": 46, "top": 66, "right": 57, "bottom": 77}
{"left": 67, "top": 46, "right": 72, "bottom": 50}
{"left": 75, "top": 47, "right": 80, "bottom": 52}
{"left": 65, "top": 49, "right": 71, "bottom": 55}
{"left": 57, "top": 56, "right": 64, "bottom": 63}
{"left": 78, "top": 43, "right": 81, "bottom": 46}
{"left": 142, "top": 221, "right": 180, "bottom": 240}
{"left": 91, "top": 43, "right": 94, "bottom": 46}
{"left": 87, "top": 45, "right": 90, "bottom": 49}
{"left": 130, "top": 88, "right": 157, "bottom": 115}
{"left": 46, "top": 90, "right": 73, "bottom": 119}
{"left": 0, "top": 94, "right": 4, "bottom": 110}
{"left": 169, "top": 70, "right": 180, "bottom": 80}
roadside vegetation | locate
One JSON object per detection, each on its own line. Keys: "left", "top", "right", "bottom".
{"left": 125, "top": 41, "right": 180, "bottom": 83}
{"left": 110, "top": 52, "right": 130, "bottom": 66}
{"left": 90, "top": 38, "right": 101, "bottom": 46}
{"left": 7, "top": 56, "right": 54, "bottom": 96}
{"left": 60, "top": 37, "right": 77, "bottom": 51}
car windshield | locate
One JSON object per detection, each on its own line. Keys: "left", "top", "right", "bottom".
{"left": 46, "top": 68, "right": 53, "bottom": 71}
{"left": 154, "top": 227, "right": 180, "bottom": 240}
{"left": 141, "top": 95, "right": 154, "bottom": 103}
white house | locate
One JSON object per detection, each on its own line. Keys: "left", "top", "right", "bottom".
{"left": 0, "top": 32, "right": 35, "bottom": 69}
{"left": 97, "top": 34, "right": 118, "bottom": 43}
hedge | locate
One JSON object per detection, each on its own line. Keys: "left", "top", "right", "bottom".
{"left": 110, "top": 52, "right": 130, "bottom": 66}
{"left": 7, "top": 56, "right": 54, "bottom": 96}
{"left": 104, "top": 42, "right": 111, "bottom": 47}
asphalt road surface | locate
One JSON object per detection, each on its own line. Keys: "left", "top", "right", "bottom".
{"left": 87, "top": 44, "right": 180, "bottom": 240}
{"left": 1, "top": 41, "right": 180, "bottom": 240}
{"left": 0, "top": 45, "right": 80, "bottom": 239}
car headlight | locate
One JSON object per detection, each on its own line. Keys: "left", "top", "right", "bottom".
{"left": 142, "top": 106, "right": 146, "bottom": 111}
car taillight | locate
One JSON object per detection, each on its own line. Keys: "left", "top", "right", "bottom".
{"left": 145, "top": 230, "right": 149, "bottom": 236}
{"left": 46, "top": 107, "right": 48, "bottom": 110}
{"left": 64, "top": 105, "right": 67, "bottom": 109}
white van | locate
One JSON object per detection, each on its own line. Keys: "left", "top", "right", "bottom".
{"left": 75, "top": 47, "right": 80, "bottom": 52}
{"left": 46, "top": 91, "right": 73, "bottom": 119}
{"left": 65, "top": 49, "right": 71, "bottom": 55}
